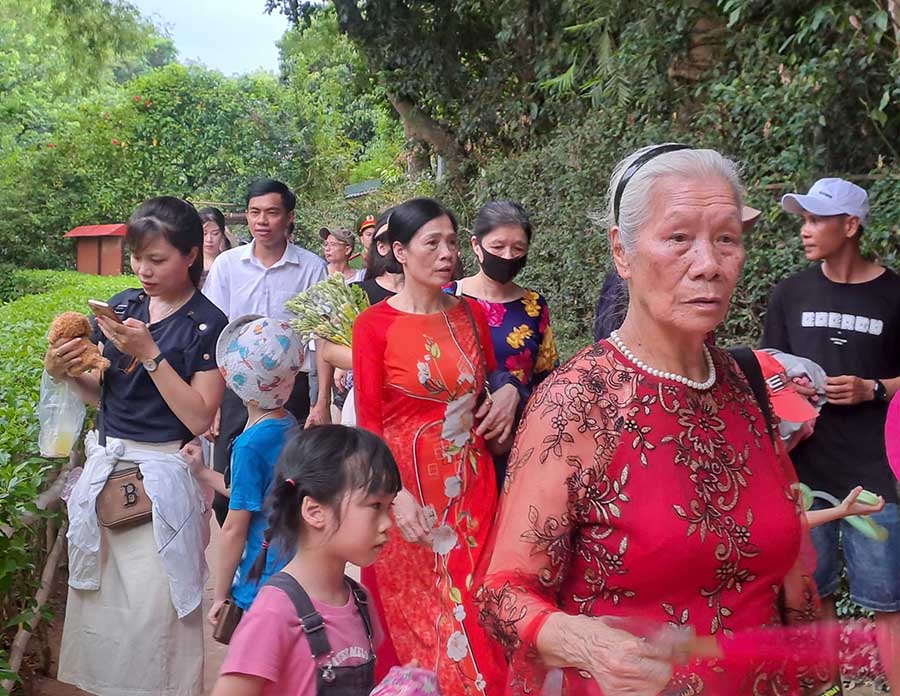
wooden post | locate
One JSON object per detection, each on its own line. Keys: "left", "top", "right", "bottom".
{"left": 0, "top": 523, "right": 68, "bottom": 694}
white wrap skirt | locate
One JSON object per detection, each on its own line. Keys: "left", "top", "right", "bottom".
{"left": 58, "top": 439, "right": 204, "bottom": 696}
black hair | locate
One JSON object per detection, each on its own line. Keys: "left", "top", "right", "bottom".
{"left": 472, "top": 200, "right": 533, "bottom": 243}
{"left": 198, "top": 207, "right": 231, "bottom": 250}
{"left": 384, "top": 198, "right": 457, "bottom": 275}
{"left": 246, "top": 179, "right": 297, "bottom": 212}
{"left": 364, "top": 207, "right": 396, "bottom": 281}
{"left": 249, "top": 425, "right": 402, "bottom": 581}
{"left": 126, "top": 196, "right": 203, "bottom": 287}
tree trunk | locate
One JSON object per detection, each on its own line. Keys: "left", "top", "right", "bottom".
{"left": 331, "top": 0, "right": 465, "bottom": 171}
{"left": 388, "top": 94, "right": 463, "bottom": 170}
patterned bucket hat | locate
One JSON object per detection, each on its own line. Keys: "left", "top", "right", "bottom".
{"left": 216, "top": 315, "right": 303, "bottom": 409}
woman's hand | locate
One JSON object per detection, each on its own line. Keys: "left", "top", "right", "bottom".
{"left": 305, "top": 402, "right": 332, "bottom": 428}
{"left": 838, "top": 486, "right": 885, "bottom": 518}
{"left": 584, "top": 619, "right": 683, "bottom": 695}
{"left": 391, "top": 489, "right": 433, "bottom": 547}
{"left": 475, "top": 382, "right": 520, "bottom": 442}
{"left": 96, "top": 316, "right": 159, "bottom": 362}
{"left": 334, "top": 368, "right": 349, "bottom": 393}
{"left": 539, "top": 613, "right": 688, "bottom": 696}
{"left": 204, "top": 409, "right": 221, "bottom": 442}
{"left": 44, "top": 337, "right": 88, "bottom": 380}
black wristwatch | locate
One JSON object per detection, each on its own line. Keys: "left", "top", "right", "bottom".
{"left": 873, "top": 380, "right": 888, "bottom": 403}
{"left": 143, "top": 353, "right": 165, "bottom": 373}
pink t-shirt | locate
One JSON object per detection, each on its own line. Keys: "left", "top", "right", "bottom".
{"left": 220, "top": 582, "right": 382, "bottom": 695}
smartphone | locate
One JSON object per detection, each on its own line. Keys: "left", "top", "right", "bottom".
{"left": 87, "top": 299, "right": 123, "bottom": 324}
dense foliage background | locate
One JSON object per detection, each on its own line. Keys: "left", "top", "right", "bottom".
{"left": 3, "top": 0, "right": 897, "bottom": 353}
{"left": 275, "top": 0, "right": 900, "bottom": 355}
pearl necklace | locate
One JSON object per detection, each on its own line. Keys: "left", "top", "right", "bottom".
{"left": 609, "top": 330, "right": 716, "bottom": 391}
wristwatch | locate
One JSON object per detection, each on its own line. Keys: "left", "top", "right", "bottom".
{"left": 874, "top": 380, "right": 888, "bottom": 403}
{"left": 143, "top": 353, "right": 166, "bottom": 373}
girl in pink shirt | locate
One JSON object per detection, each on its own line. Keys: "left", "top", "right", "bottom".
{"left": 212, "top": 425, "right": 401, "bottom": 696}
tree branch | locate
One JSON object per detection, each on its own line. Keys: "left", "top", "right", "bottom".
{"left": 387, "top": 94, "right": 463, "bottom": 164}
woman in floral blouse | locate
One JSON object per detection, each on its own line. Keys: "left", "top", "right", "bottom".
{"left": 353, "top": 198, "right": 519, "bottom": 695}
{"left": 476, "top": 146, "right": 840, "bottom": 695}
{"left": 447, "top": 200, "right": 558, "bottom": 487}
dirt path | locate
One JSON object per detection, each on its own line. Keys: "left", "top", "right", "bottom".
{"left": 30, "top": 521, "right": 227, "bottom": 696}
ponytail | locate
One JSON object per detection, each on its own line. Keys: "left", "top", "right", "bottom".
{"left": 249, "top": 477, "right": 302, "bottom": 583}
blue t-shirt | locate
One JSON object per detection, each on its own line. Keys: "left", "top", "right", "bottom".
{"left": 229, "top": 414, "right": 298, "bottom": 609}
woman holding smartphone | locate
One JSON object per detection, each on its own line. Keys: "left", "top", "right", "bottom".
{"left": 44, "top": 196, "right": 228, "bottom": 696}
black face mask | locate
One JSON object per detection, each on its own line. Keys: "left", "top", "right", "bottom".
{"left": 479, "top": 245, "right": 527, "bottom": 284}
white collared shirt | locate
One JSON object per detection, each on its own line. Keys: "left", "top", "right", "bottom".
{"left": 203, "top": 241, "right": 327, "bottom": 372}
{"left": 202, "top": 240, "right": 327, "bottom": 322}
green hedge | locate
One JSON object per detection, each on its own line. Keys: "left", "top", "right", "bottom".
{"left": 0, "top": 271, "right": 133, "bottom": 690}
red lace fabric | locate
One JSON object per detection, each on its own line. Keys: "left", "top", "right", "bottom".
{"left": 476, "top": 341, "right": 842, "bottom": 695}
{"left": 353, "top": 297, "right": 507, "bottom": 695}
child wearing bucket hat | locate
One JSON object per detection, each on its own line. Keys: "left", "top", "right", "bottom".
{"left": 194, "top": 315, "right": 302, "bottom": 629}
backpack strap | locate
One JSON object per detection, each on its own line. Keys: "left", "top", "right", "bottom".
{"left": 98, "top": 373, "right": 107, "bottom": 448}
{"left": 265, "top": 572, "right": 332, "bottom": 658}
{"left": 95, "top": 289, "right": 145, "bottom": 449}
{"left": 728, "top": 346, "right": 777, "bottom": 447}
{"left": 345, "top": 576, "right": 373, "bottom": 642}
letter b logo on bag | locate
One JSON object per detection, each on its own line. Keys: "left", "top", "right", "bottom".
{"left": 121, "top": 482, "right": 140, "bottom": 507}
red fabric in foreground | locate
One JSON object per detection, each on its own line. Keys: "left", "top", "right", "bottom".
{"left": 353, "top": 297, "right": 506, "bottom": 695}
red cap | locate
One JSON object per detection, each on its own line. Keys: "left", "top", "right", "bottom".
{"left": 753, "top": 351, "right": 819, "bottom": 423}
{"left": 357, "top": 215, "right": 376, "bottom": 234}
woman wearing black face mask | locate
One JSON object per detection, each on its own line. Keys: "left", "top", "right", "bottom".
{"left": 447, "top": 200, "right": 559, "bottom": 487}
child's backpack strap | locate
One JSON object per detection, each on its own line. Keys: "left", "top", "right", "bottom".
{"left": 265, "top": 572, "right": 332, "bottom": 658}
{"left": 345, "top": 576, "right": 373, "bottom": 642}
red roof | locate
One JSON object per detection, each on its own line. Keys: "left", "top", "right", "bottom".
{"left": 65, "top": 224, "right": 126, "bottom": 238}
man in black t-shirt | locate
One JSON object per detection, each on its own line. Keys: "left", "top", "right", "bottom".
{"left": 763, "top": 177, "right": 900, "bottom": 685}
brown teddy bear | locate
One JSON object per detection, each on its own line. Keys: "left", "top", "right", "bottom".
{"left": 48, "top": 312, "right": 110, "bottom": 376}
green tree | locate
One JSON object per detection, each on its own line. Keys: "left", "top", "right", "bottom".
{"left": 277, "top": 7, "right": 404, "bottom": 195}
{"left": 0, "top": 64, "right": 316, "bottom": 267}
{"left": 266, "top": 0, "right": 571, "bottom": 171}
{"left": 0, "top": 0, "right": 175, "bottom": 155}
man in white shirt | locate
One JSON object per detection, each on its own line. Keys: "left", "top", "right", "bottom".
{"left": 203, "top": 179, "right": 330, "bottom": 525}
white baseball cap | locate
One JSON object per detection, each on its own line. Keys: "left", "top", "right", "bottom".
{"left": 781, "top": 178, "right": 869, "bottom": 227}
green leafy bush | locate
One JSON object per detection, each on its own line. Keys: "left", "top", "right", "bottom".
{"left": 0, "top": 271, "right": 132, "bottom": 690}
{"left": 441, "top": 0, "right": 900, "bottom": 358}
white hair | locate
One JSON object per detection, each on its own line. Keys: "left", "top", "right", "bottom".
{"left": 605, "top": 145, "right": 744, "bottom": 252}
